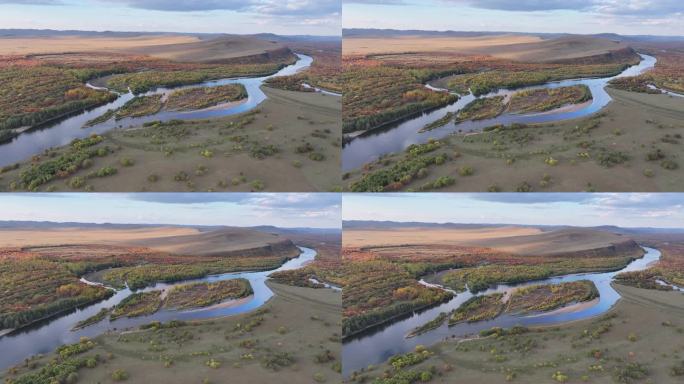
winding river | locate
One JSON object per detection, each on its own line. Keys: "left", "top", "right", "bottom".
{"left": 0, "top": 246, "right": 317, "bottom": 370}
{"left": 0, "top": 54, "right": 316, "bottom": 167}
{"left": 342, "top": 54, "right": 659, "bottom": 171}
{"left": 342, "top": 246, "right": 675, "bottom": 375}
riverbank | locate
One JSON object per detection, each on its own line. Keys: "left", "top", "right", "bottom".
{"left": 0, "top": 240, "right": 317, "bottom": 371}
{"left": 0, "top": 86, "right": 342, "bottom": 192}
{"left": 348, "top": 283, "right": 684, "bottom": 383}
{"left": 342, "top": 244, "right": 661, "bottom": 376}
{"left": 342, "top": 53, "right": 658, "bottom": 172}
{"left": 344, "top": 86, "right": 684, "bottom": 192}
{"left": 1, "top": 282, "right": 342, "bottom": 384}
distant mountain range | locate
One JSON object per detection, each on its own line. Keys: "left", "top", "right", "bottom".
{"left": 0, "top": 220, "right": 339, "bottom": 232}
{"left": 343, "top": 28, "right": 684, "bottom": 42}
{"left": 343, "top": 220, "right": 684, "bottom": 233}
{"left": 0, "top": 29, "right": 340, "bottom": 41}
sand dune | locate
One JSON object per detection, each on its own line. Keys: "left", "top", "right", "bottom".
{"left": 0, "top": 34, "right": 286, "bottom": 63}
{"left": 0, "top": 225, "right": 296, "bottom": 257}
{"left": 0, "top": 35, "right": 199, "bottom": 55}
{"left": 459, "top": 227, "right": 640, "bottom": 257}
{"left": 344, "top": 34, "right": 630, "bottom": 63}
{"left": 343, "top": 226, "right": 542, "bottom": 248}
{"left": 344, "top": 225, "right": 643, "bottom": 258}
{"left": 344, "top": 34, "right": 542, "bottom": 56}
{"left": 126, "top": 35, "right": 287, "bottom": 62}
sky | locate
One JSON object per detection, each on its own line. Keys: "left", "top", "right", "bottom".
{"left": 344, "top": 0, "right": 684, "bottom": 36}
{"left": 343, "top": 193, "right": 684, "bottom": 228}
{"left": 0, "top": 0, "right": 341, "bottom": 35}
{"left": 0, "top": 193, "right": 341, "bottom": 228}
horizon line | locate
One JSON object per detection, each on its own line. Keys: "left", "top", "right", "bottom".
{"left": 342, "top": 27, "right": 684, "bottom": 39}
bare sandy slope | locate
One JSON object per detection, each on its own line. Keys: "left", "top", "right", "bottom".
{"left": 343, "top": 226, "right": 542, "bottom": 248}
{"left": 344, "top": 225, "right": 641, "bottom": 257}
{"left": 0, "top": 34, "right": 285, "bottom": 62}
{"left": 0, "top": 226, "right": 198, "bottom": 247}
{"left": 127, "top": 35, "right": 287, "bottom": 62}
{"left": 0, "top": 226, "right": 292, "bottom": 256}
{"left": 343, "top": 34, "right": 541, "bottom": 56}
{"left": 459, "top": 227, "right": 636, "bottom": 256}
{"left": 344, "top": 34, "right": 628, "bottom": 62}
{"left": 129, "top": 227, "right": 293, "bottom": 256}
{"left": 474, "top": 36, "right": 630, "bottom": 62}
{"left": 0, "top": 35, "right": 199, "bottom": 55}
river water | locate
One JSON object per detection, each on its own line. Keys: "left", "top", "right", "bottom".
{"left": 0, "top": 54, "right": 315, "bottom": 167}
{"left": 343, "top": 246, "right": 670, "bottom": 375}
{"left": 0, "top": 246, "right": 316, "bottom": 370}
{"left": 342, "top": 54, "right": 658, "bottom": 171}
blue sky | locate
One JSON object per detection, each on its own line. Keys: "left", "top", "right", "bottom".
{"left": 0, "top": 0, "right": 341, "bottom": 35}
{"left": 0, "top": 193, "right": 341, "bottom": 228}
{"left": 343, "top": 193, "right": 684, "bottom": 228}
{"left": 344, "top": 1, "right": 684, "bottom": 36}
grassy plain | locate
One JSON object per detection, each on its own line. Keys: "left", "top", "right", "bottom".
{"left": 342, "top": 34, "right": 638, "bottom": 135}
{"left": 349, "top": 284, "right": 684, "bottom": 384}
{"left": 341, "top": 224, "right": 644, "bottom": 339}
{"left": 343, "top": 226, "right": 684, "bottom": 384}
{"left": 343, "top": 32, "right": 684, "bottom": 191}
{"left": 1, "top": 283, "right": 342, "bottom": 384}
{"left": 0, "top": 86, "right": 341, "bottom": 192}
{"left": 345, "top": 88, "right": 684, "bottom": 192}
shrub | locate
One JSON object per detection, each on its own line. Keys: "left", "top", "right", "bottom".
{"left": 309, "top": 152, "right": 326, "bottom": 161}
{"left": 645, "top": 149, "right": 666, "bottom": 161}
{"left": 661, "top": 159, "right": 679, "bottom": 170}
{"left": 206, "top": 359, "right": 222, "bottom": 369}
{"left": 65, "top": 372, "right": 79, "bottom": 384}
{"left": 147, "top": 174, "right": 159, "bottom": 182}
{"left": 429, "top": 176, "right": 455, "bottom": 190}
{"left": 174, "top": 171, "right": 189, "bottom": 182}
{"left": 251, "top": 180, "right": 265, "bottom": 191}
{"left": 81, "top": 159, "right": 93, "bottom": 169}
{"left": 250, "top": 144, "right": 279, "bottom": 159}
{"left": 261, "top": 352, "right": 294, "bottom": 370}
{"left": 458, "top": 166, "right": 474, "bottom": 176}
{"left": 552, "top": 371, "right": 568, "bottom": 382}
{"left": 86, "top": 357, "right": 98, "bottom": 368}
{"left": 596, "top": 150, "right": 628, "bottom": 167}
{"left": 95, "top": 166, "right": 117, "bottom": 177}
{"left": 671, "top": 360, "right": 684, "bottom": 376}
{"left": 295, "top": 142, "right": 314, "bottom": 153}
{"left": 111, "top": 369, "right": 129, "bottom": 381}
{"left": 119, "top": 158, "right": 135, "bottom": 167}
{"left": 516, "top": 181, "right": 532, "bottom": 192}
{"left": 68, "top": 177, "right": 85, "bottom": 189}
